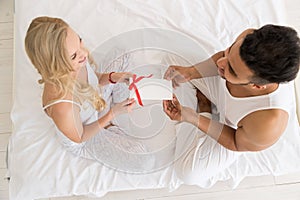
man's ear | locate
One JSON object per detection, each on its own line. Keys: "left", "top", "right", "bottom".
{"left": 250, "top": 83, "right": 267, "bottom": 90}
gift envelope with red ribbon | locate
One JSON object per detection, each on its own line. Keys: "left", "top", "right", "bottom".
{"left": 129, "top": 74, "right": 173, "bottom": 106}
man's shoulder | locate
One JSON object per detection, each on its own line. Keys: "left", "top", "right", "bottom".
{"left": 238, "top": 109, "right": 288, "bottom": 148}
{"left": 241, "top": 109, "right": 288, "bottom": 129}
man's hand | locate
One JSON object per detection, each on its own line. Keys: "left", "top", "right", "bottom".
{"left": 163, "top": 94, "right": 200, "bottom": 127}
{"left": 163, "top": 95, "right": 183, "bottom": 121}
{"left": 164, "top": 65, "right": 198, "bottom": 88}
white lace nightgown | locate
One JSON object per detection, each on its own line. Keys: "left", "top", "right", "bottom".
{"left": 43, "top": 62, "right": 154, "bottom": 173}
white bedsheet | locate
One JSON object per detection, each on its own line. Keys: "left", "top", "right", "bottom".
{"left": 8, "top": 0, "right": 300, "bottom": 200}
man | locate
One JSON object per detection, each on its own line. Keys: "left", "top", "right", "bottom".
{"left": 163, "top": 25, "right": 300, "bottom": 185}
{"left": 163, "top": 24, "right": 300, "bottom": 152}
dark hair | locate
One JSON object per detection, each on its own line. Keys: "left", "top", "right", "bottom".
{"left": 240, "top": 24, "right": 300, "bottom": 84}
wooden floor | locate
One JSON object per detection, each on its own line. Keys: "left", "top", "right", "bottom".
{"left": 1, "top": 0, "right": 300, "bottom": 199}
{"left": 0, "top": 0, "right": 13, "bottom": 199}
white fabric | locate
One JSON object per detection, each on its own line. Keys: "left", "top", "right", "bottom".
{"left": 8, "top": 0, "right": 300, "bottom": 200}
{"left": 42, "top": 63, "right": 155, "bottom": 172}
{"left": 43, "top": 99, "right": 81, "bottom": 110}
{"left": 192, "top": 77, "right": 296, "bottom": 127}
{"left": 189, "top": 76, "right": 300, "bottom": 187}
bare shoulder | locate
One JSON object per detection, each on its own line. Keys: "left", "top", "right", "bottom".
{"left": 50, "top": 100, "right": 80, "bottom": 117}
{"left": 43, "top": 83, "right": 83, "bottom": 142}
{"left": 42, "top": 82, "right": 60, "bottom": 104}
{"left": 236, "top": 109, "right": 288, "bottom": 151}
{"left": 49, "top": 101, "right": 83, "bottom": 142}
{"left": 43, "top": 82, "right": 78, "bottom": 115}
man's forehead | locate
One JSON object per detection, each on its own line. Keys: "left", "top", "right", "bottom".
{"left": 228, "top": 39, "right": 253, "bottom": 78}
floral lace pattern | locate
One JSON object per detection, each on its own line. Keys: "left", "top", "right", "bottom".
{"left": 55, "top": 56, "right": 154, "bottom": 173}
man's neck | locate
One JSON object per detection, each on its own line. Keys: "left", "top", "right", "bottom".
{"left": 226, "top": 81, "right": 279, "bottom": 98}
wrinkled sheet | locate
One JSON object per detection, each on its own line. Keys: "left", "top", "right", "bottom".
{"left": 9, "top": 0, "right": 300, "bottom": 200}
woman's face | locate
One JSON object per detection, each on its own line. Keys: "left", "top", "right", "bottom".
{"left": 65, "top": 27, "right": 88, "bottom": 73}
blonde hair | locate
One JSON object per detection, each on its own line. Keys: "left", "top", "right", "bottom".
{"left": 25, "top": 16, "right": 105, "bottom": 111}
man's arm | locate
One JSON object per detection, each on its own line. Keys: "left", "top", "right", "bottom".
{"left": 163, "top": 50, "right": 229, "bottom": 87}
{"left": 194, "top": 109, "right": 288, "bottom": 151}
{"left": 163, "top": 51, "right": 224, "bottom": 88}
{"left": 233, "top": 109, "right": 288, "bottom": 151}
{"left": 190, "top": 29, "right": 256, "bottom": 80}
{"left": 190, "top": 51, "right": 224, "bottom": 79}
{"left": 163, "top": 95, "right": 288, "bottom": 151}
{"left": 164, "top": 28, "right": 256, "bottom": 83}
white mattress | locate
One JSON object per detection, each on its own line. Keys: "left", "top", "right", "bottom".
{"left": 8, "top": 0, "right": 300, "bottom": 200}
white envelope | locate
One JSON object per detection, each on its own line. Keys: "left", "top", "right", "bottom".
{"left": 129, "top": 78, "right": 173, "bottom": 101}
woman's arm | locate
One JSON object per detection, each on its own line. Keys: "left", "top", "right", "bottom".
{"left": 49, "top": 98, "right": 135, "bottom": 143}
{"left": 96, "top": 72, "right": 133, "bottom": 86}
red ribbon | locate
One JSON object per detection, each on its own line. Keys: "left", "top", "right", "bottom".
{"left": 129, "top": 74, "right": 153, "bottom": 106}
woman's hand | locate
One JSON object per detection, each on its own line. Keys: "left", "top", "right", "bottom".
{"left": 110, "top": 98, "right": 136, "bottom": 117}
{"left": 110, "top": 72, "right": 133, "bottom": 85}
{"left": 163, "top": 65, "right": 197, "bottom": 88}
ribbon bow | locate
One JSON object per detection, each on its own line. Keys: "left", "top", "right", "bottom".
{"left": 129, "top": 74, "right": 153, "bottom": 106}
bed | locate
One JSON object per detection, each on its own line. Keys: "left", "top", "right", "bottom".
{"left": 8, "top": 0, "right": 300, "bottom": 200}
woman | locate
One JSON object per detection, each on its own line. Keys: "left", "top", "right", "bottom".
{"left": 25, "top": 16, "right": 153, "bottom": 172}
